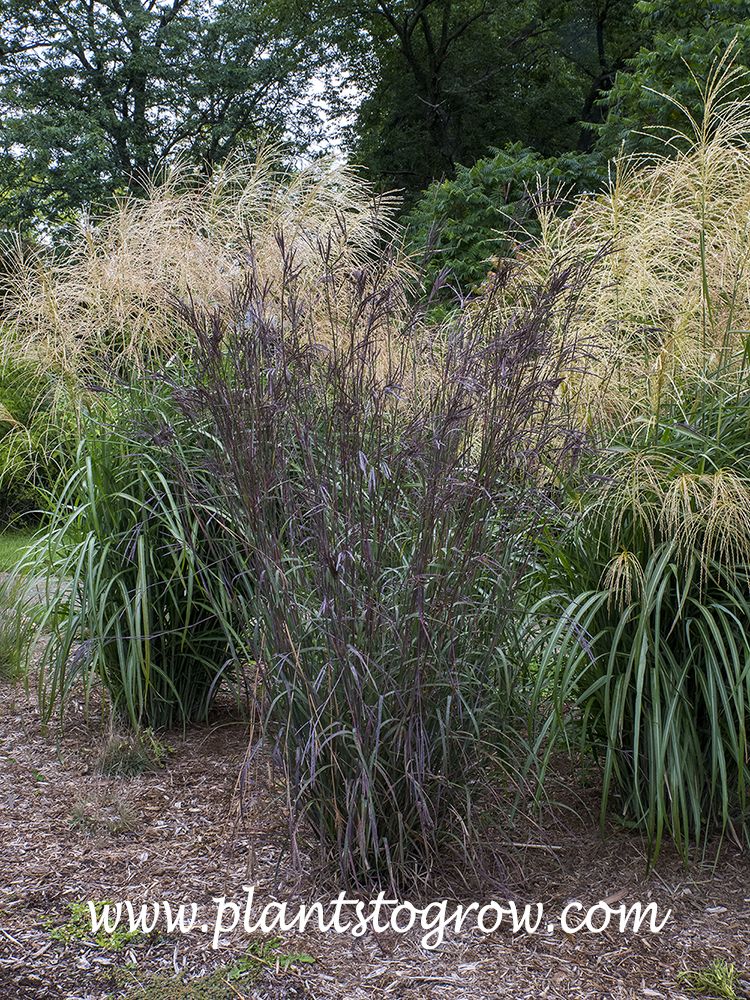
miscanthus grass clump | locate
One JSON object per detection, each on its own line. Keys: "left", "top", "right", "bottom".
{"left": 1, "top": 147, "right": 404, "bottom": 383}
{"left": 0, "top": 147, "right": 410, "bottom": 534}
{"left": 512, "top": 43, "right": 750, "bottom": 430}
{"left": 522, "top": 47, "right": 750, "bottom": 863}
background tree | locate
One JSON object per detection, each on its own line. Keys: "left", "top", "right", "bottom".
{"left": 550, "top": 0, "right": 645, "bottom": 151}
{"left": 405, "top": 142, "right": 605, "bottom": 292}
{"left": 598, "top": 0, "right": 750, "bottom": 157}
{"left": 0, "top": 0, "right": 320, "bottom": 231}
{"left": 324, "top": 0, "right": 643, "bottom": 200}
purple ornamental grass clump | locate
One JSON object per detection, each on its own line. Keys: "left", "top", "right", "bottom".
{"left": 167, "top": 230, "right": 596, "bottom": 893}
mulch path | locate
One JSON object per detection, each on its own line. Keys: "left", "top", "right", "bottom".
{"left": 1, "top": 673, "right": 749, "bottom": 1000}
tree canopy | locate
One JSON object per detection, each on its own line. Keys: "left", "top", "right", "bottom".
{"left": 0, "top": 0, "right": 319, "bottom": 230}
{"left": 598, "top": 0, "right": 750, "bottom": 157}
{"left": 324, "top": 0, "right": 643, "bottom": 200}
{"left": 2, "top": 0, "right": 750, "bottom": 236}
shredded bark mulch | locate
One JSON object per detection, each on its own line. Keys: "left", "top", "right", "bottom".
{"left": 1, "top": 673, "right": 749, "bottom": 1000}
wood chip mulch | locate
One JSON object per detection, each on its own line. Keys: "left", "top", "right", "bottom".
{"left": 1, "top": 674, "right": 750, "bottom": 1000}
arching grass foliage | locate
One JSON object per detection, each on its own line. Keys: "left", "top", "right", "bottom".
{"left": 16, "top": 386, "right": 234, "bottom": 729}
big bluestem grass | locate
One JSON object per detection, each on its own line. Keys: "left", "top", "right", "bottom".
{"left": 164, "top": 229, "right": 594, "bottom": 893}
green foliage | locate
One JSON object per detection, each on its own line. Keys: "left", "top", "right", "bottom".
{"left": 406, "top": 143, "right": 605, "bottom": 292}
{"left": 96, "top": 726, "right": 175, "bottom": 777}
{"left": 347, "top": 15, "right": 580, "bottom": 194}
{"left": 531, "top": 377, "right": 750, "bottom": 863}
{"left": 0, "top": 0, "right": 320, "bottom": 232}
{"left": 19, "top": 386, "right": 234, "bottom": 729}
{"left": 679, "top": 958, "right": 741, "bottom": 998}
{"left": 0, "top": 574, "right": 37, "bottom": 680}
{"left": 48, "top": 900, "right": 147, "bottom": 952}
{"left": 599, "top": 0, "right": 750, "bottom": 158}
{"left": 336, "top": 0, "right": 642, "bottom": 198}
{"left": 0, "top": 361, "right": 59, "bottom": 528}
{"left": 0, "top": 528, "right": 41, "bottom": 570}
{"left": 226, "top": 937, "right": 315, "bottom": 978}
{"left": 112, "top": 969, "right": 251, "bottom": 1000}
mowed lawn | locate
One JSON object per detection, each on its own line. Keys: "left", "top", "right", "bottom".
{"left": 0, "top": 527, "right": 44, "bottom": 571}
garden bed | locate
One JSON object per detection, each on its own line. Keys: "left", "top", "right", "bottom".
{"left": 1, "top": 675, "right": 749, "bottom": 1000}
